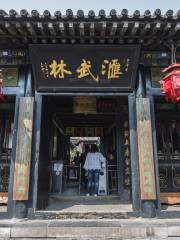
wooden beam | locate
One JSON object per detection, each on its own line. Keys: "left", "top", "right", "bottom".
{"left": 118, "top": 38, "right": 124, "bottom": 44}
{"left": 120, "top": 22, "right": 128, "bottom": 36}
{"left": 22, "top": 37, "right": 28, "bottom": 44}
{"left": 100, "top": 21, "right": 106, "bottom": 37}
{"left": 174, "top": 23, "right": 180, "bottom": 34}
{"left": 41, "top": 38, "right": 47, "bottom": 43}
{"left": 80, "top": 38, "right": 85, "bottom": 44}
{"left": 59, "top": 22, "right": 65, "bottom": 36}
{"left": 131, "top": 22, "right": 140, "bottom": 35}
{"left": 99, "top": 39, "right": 105, "bottom": 44}
{"left": 140, "top": 23, "right": 151, "bottom": 36}
{"left": 144, "top": 39, "right": 154, "bottom": 46}
{"left": 162, "top": 23, "right": 171, "bottom": 36}
{"left": 51, "top": 39, "right": 57, "bottom": 43}
{"left": 15, "top": 23, "right": 25, "bottom": 35}
{"left": 79, "top": 22, "right": 84, "bottom": 36}
{"left": 89, "top": 39, "right": 95, "bottom": 44}
{"left": 26, "top": 22, "right": 36, "bottom": 35}
{"left": 5, "top": 22, "right": 17, "bottom": 35}
{"left": 152, "top": 22, "right": 161, "bottom": 35}
{"left": 108, "top": 38, "right": 114, "bottom": 44}
{"left": 69, "top": 22, "right": 74, "bottom": 36}
{"left": 138, "top": 39, "right": 144, "bottom": 44}
{"left": 0, "top": 26, "right": 6, "bottom": 35}
{"left": 167, "top": 23, "right": 180, "bottom": 36}
{"left": 48, "top": 22, "right": 56, "bottom": 36}
{"left": 71, "top": 38, "right": 76, "bottom": 44}
{"left": 110, "top": 22, "right": 117, "bottom": 36}
{"left": 32, "top": 38, "right": 38, "bottom": 43}
{"left": 0, "top": 38, "right": 8, "bottom": 44}
{"left": 37, "top": 22, "right": 45, "bottom": 36}
{"left": 127, "top": 39, "right": 134, "bottom": 44}
{"left": 12, "top": 38, "right": 19, "bottom": 44}
{"left": 61, "top": 38, "right": 67, "bottom": 44}
{"left": 90, "top": 22, "right": 95, "bottom": 37}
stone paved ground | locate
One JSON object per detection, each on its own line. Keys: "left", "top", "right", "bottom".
{"left": 47, "top": 196, "right": 132, "bottom": 212}
{"left": 0, "top": 204, "right": 7, "bottom": 219}
{"left": 1, "top": 202, "right": 180, "bottom": 239}
{"left": 1, "top": 218, "right": 180, "bottom": 239}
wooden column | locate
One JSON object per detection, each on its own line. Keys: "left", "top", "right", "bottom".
{"left": 145, "top": 67, "right": 161, "bottom": 211}
{"left": 128, "top": 94, "right": 140, "bottom": 211}
{"left": 7, "top": 68, "right": 27, "bottom": 218}
{"left": 7, "top": 95, "right": 21, "bottom": 217}
{"left": 28, "top": 94, "right": 42, "bottom": 216}
{"left": 115, "top": 113, "right": 124, "bottom": 196}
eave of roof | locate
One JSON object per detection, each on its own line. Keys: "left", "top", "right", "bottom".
{"left": 0, "top": 9, "right": 179, "bottom": 50}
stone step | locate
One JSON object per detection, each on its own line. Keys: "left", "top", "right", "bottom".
{"left": 34, "top": 211, "right": 136, "bottom": 220}
{"left": 1, "top": 219, "right": 180, "bottom": 239}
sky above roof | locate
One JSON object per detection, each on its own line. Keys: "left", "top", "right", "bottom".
{"left": 0, "top": 0, "right": 179, "bottom": 14}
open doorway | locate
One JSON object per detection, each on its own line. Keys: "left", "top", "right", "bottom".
{"left": 0, "top": 96, "right": 15, "bottom": 217}
{"left": 37, "top": 96, "right": 131, "bottom": 210}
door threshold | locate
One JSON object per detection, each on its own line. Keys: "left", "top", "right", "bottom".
{"left": 49, "top": 194, "right": 120, "bottom": 201}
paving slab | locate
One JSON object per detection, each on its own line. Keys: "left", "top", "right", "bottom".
{"left": 168, "top": 226, "right": 180, "bottom": 237}
{"left": 0, "top": 227, "right": 10, "bottom": 238}
{"left": 10, "top": 226, "right": 47, "bottom": 238}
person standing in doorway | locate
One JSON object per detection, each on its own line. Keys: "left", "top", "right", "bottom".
{"left": 83, "top": 144, "right": 106, "bottom": 196}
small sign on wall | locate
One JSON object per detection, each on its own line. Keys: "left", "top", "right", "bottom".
{"left": 53, "top": 163, "right": 63, "bottom": 172}
{"left": 73, "top": 96, "right": 96, "bottom": 114}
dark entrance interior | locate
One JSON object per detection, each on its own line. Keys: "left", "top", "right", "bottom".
{"left": 155, "top": 97, "right": 180, "bottom": 205}
{"left": 0, "top": 96, "right": 15, "bottom": 205}
{"left": 37, "top": 96, "right": 130, "bottom": 210}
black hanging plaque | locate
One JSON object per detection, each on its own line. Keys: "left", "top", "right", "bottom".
{"left": 29, "top": 45, "right": 140, "bottom": 92}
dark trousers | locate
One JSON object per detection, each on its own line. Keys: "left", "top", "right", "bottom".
{"left": 87, "top": 170, "right": 100, "bottom": 195}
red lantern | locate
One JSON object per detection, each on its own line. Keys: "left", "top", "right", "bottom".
{"left": 161, "top": 63, "right": 180, "bottom": 103}
{"left": 0, "top": 69, "right": 6, "bottom": 103}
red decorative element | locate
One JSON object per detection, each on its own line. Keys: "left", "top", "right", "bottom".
{"left": 0, "top": 69, "right": 6, "bottom": 103}
{"left": 161, "top": 63, "right": 180, "bottom": 103}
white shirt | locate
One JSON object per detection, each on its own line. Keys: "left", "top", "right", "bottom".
{"left": 83, "top": 152, "right": 106, "bottom": 170}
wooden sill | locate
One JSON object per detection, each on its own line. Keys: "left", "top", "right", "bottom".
{"left": 0, "top": 192, "right": 8, "bottom": 204}
{"left": 160, "top": 192, "right": 180, "bottom": 204}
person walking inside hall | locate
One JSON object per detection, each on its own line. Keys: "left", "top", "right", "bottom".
{"left": 83, "top": 144, "right": 106, "bottom": 196}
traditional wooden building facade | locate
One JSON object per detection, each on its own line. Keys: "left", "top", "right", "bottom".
{"left": 0, "top": 8, "right": 180, "bottom": 218}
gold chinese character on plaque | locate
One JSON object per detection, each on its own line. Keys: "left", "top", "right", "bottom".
{"left": 76, "top": 59, "right": 99, "bottom": 82}
{"left": 49, "top": 60, "right": 72, "bottom": 78}
{"left": 102, "top": 59, "right": 122, "bottom": 79}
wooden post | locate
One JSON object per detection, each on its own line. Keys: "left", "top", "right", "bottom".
{"left": 136, "top": 97, "right": 156, "bottom": 200}
{"left": 128, "top": 94, "right": 141, "bottom": 211}
{"left": 28, "top": 94, "right": 42, "bottom": 215}
{"left": 7, "top": 95, "right": 21, "bottom": 217}
{"left": 13, "top": 97, "right": 34, "bottom": 200}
